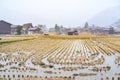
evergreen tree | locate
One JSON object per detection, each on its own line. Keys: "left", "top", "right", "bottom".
{"left": 16, "top": 25, "right": 22, "bottom": 35}
{"left": 84, "top": 22, "right": 89, "bottom": 28}
{"left": 109, "top": 26, "right": 114, "bottom": 34}
{"left": 55, "top": 24, "right": 60, "bottom": 34}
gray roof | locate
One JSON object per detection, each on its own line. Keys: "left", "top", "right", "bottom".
{"left": 23, "top": 23, "right": 33, "bottom": 30}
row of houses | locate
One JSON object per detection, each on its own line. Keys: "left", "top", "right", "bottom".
{"left": 0, "top": 20, "right": 43, "bottom": 35}
{"left": 21, "top": 23, "right": 42, "bottom": 35}
{"left": 0, "top": 20, "right": 79, "bottom": 35}
{"left": 0, "top": 20, "right": 120, "bottom": 35}
{"left": 49, "top": 24, "right": 120, "bottom": 35}
{"left": 49, "top": 26, "right": 110, "bottom": 35}
{"left": 49, "top": 27, "right": 79, "bottom": 35}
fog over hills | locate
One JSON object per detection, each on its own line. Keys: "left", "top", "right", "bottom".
{"left": 112, "top": 19, "right": 120, "bottom": 27}
{"left": 89, "top": 5, "right": 120, "bottom": 27}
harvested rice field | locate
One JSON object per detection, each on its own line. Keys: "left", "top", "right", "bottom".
{"left": 0, "top": 35, "right": 120, "bottom": 80}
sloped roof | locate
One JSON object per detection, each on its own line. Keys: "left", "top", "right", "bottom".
{"left": 23, "top": 23, "right": 33, "bottom": 30}
{"left": 0, "top": 20, "right": 12, "bottom": 33}
{"left": 0, "top": 20, "right": 12, "bottom": 25}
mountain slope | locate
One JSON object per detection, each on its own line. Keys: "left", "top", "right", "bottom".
{"left": 112, "top": 19, "right": 120, "bottom": 27}
{"left": 89, "top": 5, "right": 120, "bottom": 27}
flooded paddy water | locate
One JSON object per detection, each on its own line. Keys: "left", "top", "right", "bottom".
{"left": 0, "top": 38, "right": 120, "bottom": 80}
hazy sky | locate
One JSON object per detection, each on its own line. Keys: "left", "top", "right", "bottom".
{"left": 0, "top": 0, "right": 120, "bottom": 27}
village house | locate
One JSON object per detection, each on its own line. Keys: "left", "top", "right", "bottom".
{"left": 64, "top": 28, "right": 79, "bottom": 35}
{"left": 28, "top": 27, "right": 41, "bottom": 35}
{"left": 22, "top": 23, "right": 44, "bottom": 35}
{"left": 0, "top": 20, "right": 12, "bottom": 35}
{"left": 22, "top": 23, "right": 33, "bottom": 34}
{"left": 11, "top": 25, "right": 18, "bottom": 35}
{"left": 68, "top": 30, "right": 79, "bottom": 35}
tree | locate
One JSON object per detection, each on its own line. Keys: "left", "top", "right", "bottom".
{"left": 61, "top": 25, "right": 63, "bottom": 28}
{"left": 84, "top": 22, "right": 89, "bottom": 28}
{"left": 55, "top": 24, "right": 60, "bottom": 34}
{"left": 16, "top": 25, "right": 22, "bottom": 35}
{"left": 109, "top": 26, "right": 114, "bottom": 34}
{"left": 92, "top": 24, "right": 95, "bottom": 28}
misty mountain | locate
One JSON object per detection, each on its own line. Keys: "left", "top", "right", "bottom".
{"left": 111, "top": 19, "right": 120, "bottom": 32}
{"left": 89, "top": 5, "right": 120, "bottom": 27}
{"left": 112, "top": 19, "right": 120, "bottom": 27}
